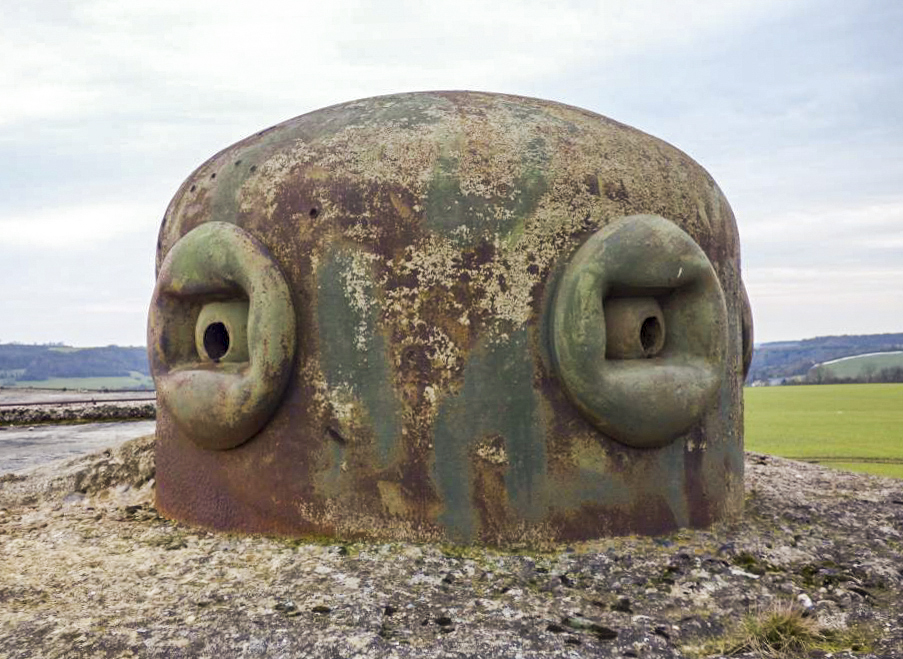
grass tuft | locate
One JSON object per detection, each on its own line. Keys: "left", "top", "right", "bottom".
{"left": 686, "top": 601, "right": 872, "bottom": 658}
{"left": 727, "top": 603, "right": 821, "bottom": 656}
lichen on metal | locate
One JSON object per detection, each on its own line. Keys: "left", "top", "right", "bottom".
{"left": 147, "top": 91, "right": 753, "bottom": 545}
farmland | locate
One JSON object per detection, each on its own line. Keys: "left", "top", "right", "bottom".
{"left": 4, "top": 372, "right": 154, "bottom": 391}
{"left": 744, "top": 383, "right": 903, "bottom": 479}
{"left": 810, "top": 350, "right": 903, "bottom": 380}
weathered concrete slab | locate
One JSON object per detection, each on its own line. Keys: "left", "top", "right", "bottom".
{"left": 0, "top": 421, "right": 155, "bottom": 474}
{"left": 1, "top": 440, "right": 901, "bottom": 658}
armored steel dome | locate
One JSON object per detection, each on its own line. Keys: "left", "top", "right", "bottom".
{"left": 149, "top": 91, "right": 753, "bottom": 544}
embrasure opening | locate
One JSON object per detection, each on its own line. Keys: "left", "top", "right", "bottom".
{"left": 640, "top": 316, "right": 664, "bottom": 356}
{"left": 204, "top": 322, "right": 230, "bottom": 361}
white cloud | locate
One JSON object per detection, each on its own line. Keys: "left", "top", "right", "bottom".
{"left": 0, "top": 0, "right": 794, "bottom": 127}
{"left": 856, "top": 235, "right": 903, "bottom": 250}
{"left": 746, "top": 266, "right": 903, "bottom": 299}
{"left": 741, "top": 198, "right": 903, "bottom": 340}
{"left": 1, "top": 0, "right": 901, "bottom": 346}
{"left": 0, "top": 203, "right": 159, "bottom": 249}
{"left": 746, "top": 271, "right": 903, "bottom": 342}
{"left": 740, "top": 198, "right": 903, "bottom": 273}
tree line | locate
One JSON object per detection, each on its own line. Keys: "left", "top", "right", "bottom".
{"left": 0, "top": 344, "right": 149, "bottom": 381}
{"left": 805, "top": 364, "right": 903, "bottom": 385}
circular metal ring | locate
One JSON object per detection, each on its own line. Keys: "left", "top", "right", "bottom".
{"left": 148, "top": 222, "right": 296, "bottom": 450}
{"left": 550, "top": 214, "right": 728, "bottom": 448}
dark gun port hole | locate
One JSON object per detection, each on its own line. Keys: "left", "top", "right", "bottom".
{"left": 204, "top": 322, "right": 230, "bottom": 361}
{"left": 640, "top": 316, "right": 663, "bottom": 356}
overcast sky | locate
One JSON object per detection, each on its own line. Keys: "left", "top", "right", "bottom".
{"left": 1, "top": 0, "right": 901, "bottom": 346}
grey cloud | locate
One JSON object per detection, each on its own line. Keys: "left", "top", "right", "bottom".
{"left": 1, "top": 0, "right": 901, "bottom": 345}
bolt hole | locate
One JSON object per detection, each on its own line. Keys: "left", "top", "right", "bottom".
{"left": 309, "top": 207, "right": 319, "bottom": 219}
{"left": 189, "top": 185, "right": 196, "bottom": 192}
{"left": 204, "top": 322, "right": 230, "bottom": 361}
{"left": 640, "top": 316, "right": 663, "bottom": 356}
{"left": 210, "top": 172, "right": 216, "bottom": 180}
{"left": 234, "top": 159, "right": 242, "bottom": 166}
{"left": 250, "top": 165, "right": 257, "bottom": 173}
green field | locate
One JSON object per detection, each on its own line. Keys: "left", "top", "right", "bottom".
{"left": 811, "top": 351, "right": 903, "bottom": 379}
{"left": 744, "top": 383, "right": 903, "bottom": 479}
{"left": 6, "top": 371, "right": 154, "bottom": 391}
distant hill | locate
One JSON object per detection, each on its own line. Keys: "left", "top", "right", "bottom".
{"left": 808, "top": 351, "right": 903, "bottom": 384}
{"left": 0, "top": 344, "right": 150, "bottom": 389}
{"left": 747, "top": 333, "right": 903, "bottom": 384}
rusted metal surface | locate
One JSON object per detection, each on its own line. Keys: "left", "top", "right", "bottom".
{"left": 148, "top": 91, "right": 753, "bottom": 545}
